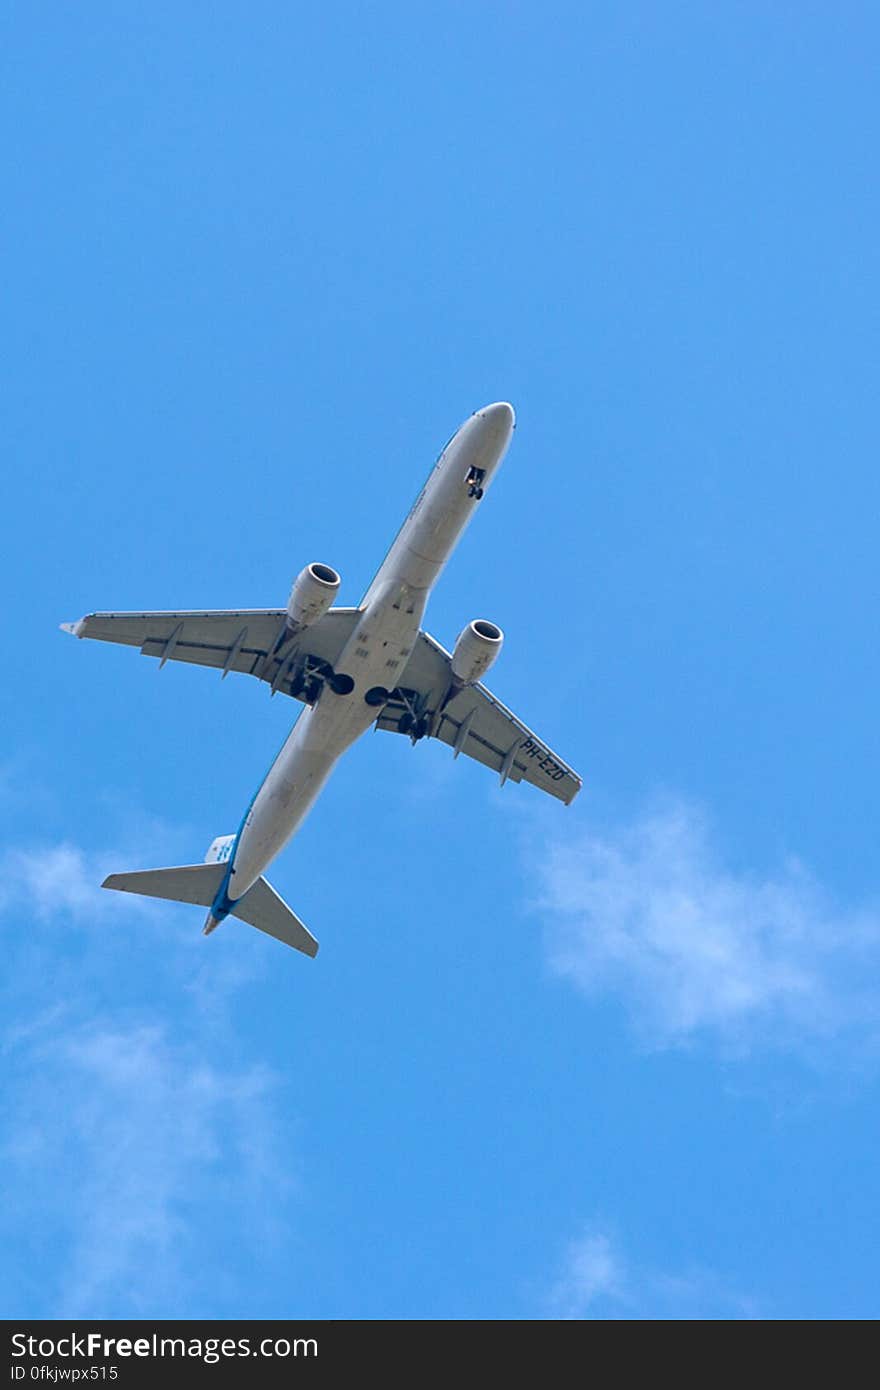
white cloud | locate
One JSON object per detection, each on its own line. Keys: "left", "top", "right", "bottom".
{"left": 0, "top": 832, "right": 296, "bottom": 1318}
{"left": 0, "top": 841, "right": 165, "bottom": 923}
{"left": 537, "top": 801, "right": 880, "bottom": 1051}
{"left": 3, "top": 1018, "right": 289, "bottom": 1317}
{"left": 2, "top": 843, "right": 113, "bottom": 921}
{"left": 547, "top": 1228, "right": 624, "bottom": 1317}
{"left": 546, "top": 1224, "right": 757, "bottom": 1320}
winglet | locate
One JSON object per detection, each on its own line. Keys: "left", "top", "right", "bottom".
{"left": 60, "top": 619, "right": 85, "bottom": 637}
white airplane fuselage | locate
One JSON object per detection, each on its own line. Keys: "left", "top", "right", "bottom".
{"left": 210, "top": 402, "right": 515, "bottom": 925}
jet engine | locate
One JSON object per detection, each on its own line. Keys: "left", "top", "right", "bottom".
{"left": 286, "top": 563, "right": 341, "bottom": 632}
{"left": 450, "top": 619, "right": 504, "bottom": 686}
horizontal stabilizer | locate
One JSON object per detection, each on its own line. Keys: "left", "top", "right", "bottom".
{"left": 231, "top": 877, "right": 319, "bottom": 958}
{"left": 102, "top": 863, "right": 225, "bottom": 906}
{"left": 102, "top": 862, "right": 318, "bottom": 957}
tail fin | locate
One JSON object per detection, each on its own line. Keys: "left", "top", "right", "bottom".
{"left": 102, "top": 865, "right": 319, "bottom": 958}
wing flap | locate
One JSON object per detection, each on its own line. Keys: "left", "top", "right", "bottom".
{"left": 139, "top": 635, "right": 264, "bottom": 677}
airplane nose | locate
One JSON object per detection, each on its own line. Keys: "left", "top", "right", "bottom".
{"left": 477, "top": 401, "right": 516, "bottom": 434}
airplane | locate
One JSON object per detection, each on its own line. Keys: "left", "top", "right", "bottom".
{"left": 62, "top": 402, "right": 581, "bottom": 957}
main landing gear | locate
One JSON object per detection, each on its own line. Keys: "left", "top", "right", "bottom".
{"left": 289, "top": 671, "right": 322, "bottom": 704}
{"left": 290, "top": 658, "right": 355, "bottom": 704}
{"left": 466, "top": 466, "right": 485, "bottom": 499}
{"left": 398, "top": 711, "right": 430, "bottom": 740}
{"left": 364, "top": 686, "right": 431, "bottom": 741}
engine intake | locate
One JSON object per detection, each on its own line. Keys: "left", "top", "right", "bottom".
{"left": 451, "top": 619, "right": 504, "bottom": 686}
{"left": 286, "top": 562, "right": 341, "bottom": 632}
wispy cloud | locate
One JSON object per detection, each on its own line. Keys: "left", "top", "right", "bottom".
{"left": 0, "top": 842, "right": 145, "bottom": 922}
{"left": 3, "top": 1019, "right": 289, "bottom": 1317}
{"left": 537, "top": 800, "right": 880, "bottom": 1052}
{"left": 546, "top": 1228, "right": 623, "bottom": 1317}
{"left": 546, "top": 1223, "right": 757, "bottom": 1320}
{"left": 0, "top": 831, "right": 296, "bottom": 1318}
{"left": 0, "top": 838, "right": 266, "bottom": 1008}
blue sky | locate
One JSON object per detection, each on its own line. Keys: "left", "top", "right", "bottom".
{"left": 3, "top": 2, "right": 879, "bottom": 1319}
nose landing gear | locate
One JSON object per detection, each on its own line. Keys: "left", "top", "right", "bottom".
{"left": 466, "top": 466, "right": 485, "bottom": 500}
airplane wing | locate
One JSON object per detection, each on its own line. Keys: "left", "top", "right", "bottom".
{"left": 375, "top": 630, "right": 582, "bottom": 805}
{"left": 61, "top": 608, "right": 362, "bottom": 702}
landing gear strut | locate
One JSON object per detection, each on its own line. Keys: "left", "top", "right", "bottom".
{"left": 365, "top": 685, "right": 431, "bottom": 741}
{"left": 394, "top": 689, "right": 431, "bottom": 741}
{"left": 289, "top": 673, "right": 322, "bottom": 704}
{"left": 288, "top": 656, "right": 353, "bottom": 705}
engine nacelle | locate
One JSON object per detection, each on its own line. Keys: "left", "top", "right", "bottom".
{"left": 286, "top": 562, "right": 341, "bottom": 631}
{"left": 450, "top": 619, "right": 504, "bottom": 686}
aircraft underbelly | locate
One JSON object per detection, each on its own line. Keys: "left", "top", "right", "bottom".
{"left": 229, "top": 600, "right": 419, "bottom": 896}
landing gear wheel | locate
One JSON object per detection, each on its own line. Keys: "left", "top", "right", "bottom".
{"left": 413, "top": 716, "right": 430, "bottom": 740}
{"left": 398, "top": 713, "right": 414, "bottom": 735}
